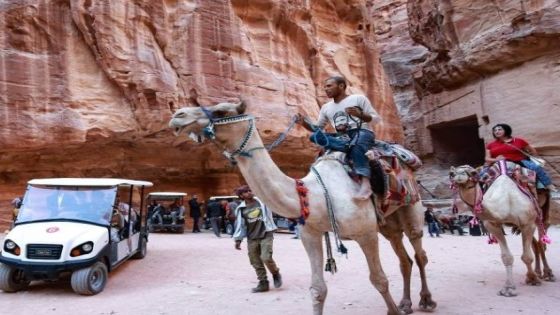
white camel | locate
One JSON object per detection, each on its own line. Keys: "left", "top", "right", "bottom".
{"left": 169, "top": 101, "right": 435, "bottom": 314}
{"left": 449, "top": 164, "right": 553, "bottom": 297}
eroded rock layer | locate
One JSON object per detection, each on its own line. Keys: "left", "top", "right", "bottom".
{"left": 0, "top": 0, "right": 403, "bottom": 228}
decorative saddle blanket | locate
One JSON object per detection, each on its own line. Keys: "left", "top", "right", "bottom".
{"left": 316, "top": 141, "right": 421, "bottom": 214}
{"left": 369, "top": 148, "right": 421, "bottom": 213}
{"left": 480, "top": 161, "right": 537, "bottom": 192}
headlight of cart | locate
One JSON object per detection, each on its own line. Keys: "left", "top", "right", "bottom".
{"left": 82, "top": 243, "right": 93, "bottom": 252}
{"left": 5, "top": 241, "right": 16, "bottom": 250}
{"left": 70, "top": 241, "right": 94, "bottom": 257}
{"left": 3, "top": 239, "right": 21, "bottom": 256}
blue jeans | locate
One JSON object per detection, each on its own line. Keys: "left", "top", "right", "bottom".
{"left": 520, "top": 159, "right": 552, "bottom": 186}
{"left": 310, "top": 129, "right": 376, "bottom": 178}
{"left": 428, "top": 222, "right": 440, "bottom": 237}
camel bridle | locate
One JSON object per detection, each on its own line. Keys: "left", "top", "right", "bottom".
{"left": 199, "top": 107, "right": 299, "bottom": 164}
{"left": 199, "top": 109, "right": 256, "bottom": 164}
{"left": 450, "top": 167, "right": 482, "bottom": 215}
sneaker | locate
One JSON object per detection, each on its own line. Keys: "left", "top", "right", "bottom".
{"left": 272, "top": 273, "right": 282, "bottom": 288}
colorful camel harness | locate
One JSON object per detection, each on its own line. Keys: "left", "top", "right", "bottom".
{"left": 451, "top": 160, "right": 551, "bottom": 244}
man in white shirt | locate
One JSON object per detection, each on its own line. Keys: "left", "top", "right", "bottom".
{"left": 298, "top": 76, "right": 381, "bottom": 200}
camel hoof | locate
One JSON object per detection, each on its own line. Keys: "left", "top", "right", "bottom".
{"left": 398, "top": 300, "right": 413, "bottom": 314}
{"left": 387, "top": 310, "right": 407, "bottom": 315}
{"left": 419, "top": 299, "right": 437, "bottom": 311}
{"left": 526, "top": 277, "right": 541, "bottom": 286}
{"left": 498, "top": 287, "right": 517, "bottom": 297}
{"left": 543, "top": 271, "right": 556, "bottom": 282}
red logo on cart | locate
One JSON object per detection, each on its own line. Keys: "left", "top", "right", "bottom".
{"left": 46, "top": 227, "right": 59, "bottom": 233}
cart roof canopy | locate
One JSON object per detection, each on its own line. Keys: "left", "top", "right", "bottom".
{"left": 148, "top": 192, "right": 187, "bottom": 198}
{"left": 208, "top": 195, "right": 238, "bottom": 201}
{"left": 28, "top": 178, "right": 154, "bottom": 187}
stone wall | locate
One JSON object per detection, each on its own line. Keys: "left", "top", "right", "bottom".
{"left": 371, "top": 0, "right": 560, "bottom": 196}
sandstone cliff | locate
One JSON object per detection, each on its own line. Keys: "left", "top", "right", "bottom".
{"left": 0, "top": 0, "right": 404, "bottom": 228}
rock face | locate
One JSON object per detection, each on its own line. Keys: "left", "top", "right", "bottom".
{"left": 0, "top": 0, "right": 404, "bottom": 228}
{"left": 371, "top": 0, "right": 560, "bottom": 197}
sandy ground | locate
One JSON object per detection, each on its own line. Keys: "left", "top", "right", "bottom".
{"left": 1, "top": 226, "right": 560, "bottom": 315}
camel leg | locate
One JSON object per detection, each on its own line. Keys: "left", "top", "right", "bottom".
{"left": 407, "top": 232, "right": 437, "bottom": 311}
{"left": 403, "top": 204, "right": 436, "bottom": 312}
{"left": 300, "top": 228, "right": 327, "bottom": 315}
{"left": 354, "top": 233, "right": 403, "bottom": 315}
{"left": 485, "top": 222, "right": 517, "bottom": 297}
{"left": 383, "top": 231, "right": 413, "bottom": 314}
{"left": 532, "top": 238, "right": 543, "bottom": 278}
{"left": 534, "top": 226, "right": 555, "bottom": 281}
{"left": 519, "top": 225, "right": 540, "bottom": 286}
{"left": 539, "top": 243, "right": 556, "bottom": 282}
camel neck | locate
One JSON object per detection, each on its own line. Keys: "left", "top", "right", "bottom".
{"left": 226, "top": 128, "right": 301, "bottom": 219}
{"left": 458, "top": 183, "right": 478, "bottom": 207}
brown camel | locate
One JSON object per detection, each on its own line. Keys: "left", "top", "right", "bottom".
{"left": 169, "top": 101, "right": 435, "bottom": 314}
{"left": 449, "top": 164, "right": 554, "bottom": 297}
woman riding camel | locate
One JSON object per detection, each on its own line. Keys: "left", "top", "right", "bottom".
{"left": 485, "top": 123, "right": 557, "bottom": 192}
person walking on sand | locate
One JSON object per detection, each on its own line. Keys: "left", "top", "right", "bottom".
{"left": 233, "top": 185, "right": 282, "bottom": 293}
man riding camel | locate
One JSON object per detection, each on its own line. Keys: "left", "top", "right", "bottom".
{"left": 297, "top": 76, "right": 381, "bottom": 200}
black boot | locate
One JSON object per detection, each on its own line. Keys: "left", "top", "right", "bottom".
{"left": 251, "top": 280, "right": 269, "bottom": 293}
{"left": 272, "top": 272, "right": 282, "bottom": 288}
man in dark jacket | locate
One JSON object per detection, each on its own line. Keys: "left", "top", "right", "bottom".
{"left": 188, "top": 195, "right": 201, "bottom": 233}
{"left": 206, "top": 198, "right": 225, "bottom": 237}
{"left": 424, "top": 207, "right": 440, "bottom": 237}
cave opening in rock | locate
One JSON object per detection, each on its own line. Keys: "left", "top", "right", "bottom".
{"left": 429, "top": 115, "right": 485, "bottom": 167}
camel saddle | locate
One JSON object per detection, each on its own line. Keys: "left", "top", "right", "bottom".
{"left": 316, "top": 141, "right": 421, "bottom": 216}
{"left": 480, "top": 161, "right": 538, "bottom": 191}
{"left": 367, "top": 143, "right": 421, "bottom": 215}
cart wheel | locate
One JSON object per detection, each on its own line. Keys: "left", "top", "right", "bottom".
{"left": 70, "top": 262, "right": 108, "bottom": 295}
{"left": 0, "top": 263, "right": 30, "bottom": 292}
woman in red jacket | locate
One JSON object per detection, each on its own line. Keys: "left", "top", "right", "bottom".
{"left": 485, "top": 123, "right": 556, "bottom": 191}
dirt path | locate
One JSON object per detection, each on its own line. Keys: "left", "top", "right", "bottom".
{"left": 1, "top": 226, "right": 560, "bottom": 315}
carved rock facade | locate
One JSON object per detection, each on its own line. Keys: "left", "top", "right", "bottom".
{"left": 372, "top": 0, "right": 560, "bottom": 196}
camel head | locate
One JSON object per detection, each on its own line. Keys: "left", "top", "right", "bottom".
{"left": 449, "top": 165, "right": 478, "bottom": 185}
{"left": 168, "top": 101, "right": 247, "bottom": 142}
